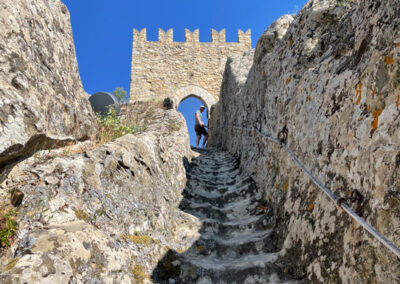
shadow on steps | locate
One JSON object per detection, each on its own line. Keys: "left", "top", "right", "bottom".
{"left": 151, "top": 147, "right": 303, "bottom": 283}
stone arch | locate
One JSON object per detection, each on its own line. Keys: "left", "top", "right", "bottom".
{"left": 173, "top": 86, "right": 216, "bottom": 112}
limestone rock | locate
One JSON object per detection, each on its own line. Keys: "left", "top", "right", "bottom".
{"left": 211, "top": 0, "right": 400, "bottom": 282}
{"left": 0, "top": 0, "right": 96, "bottom": 167}
{"left": 254, "top": 14, "right": 294, "bottom": 64}
{"left": 0, "top": 104, "right": 200, "bottom": 282}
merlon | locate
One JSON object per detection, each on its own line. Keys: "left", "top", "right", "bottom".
{"left": 132, "top": 28, "right": 251, "bottom": 43}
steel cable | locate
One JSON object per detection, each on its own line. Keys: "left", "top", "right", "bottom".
{"left": 224, "top": 125, "right": 400, "bottom": 258}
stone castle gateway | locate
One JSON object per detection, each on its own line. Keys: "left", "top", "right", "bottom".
{"left": 130, "top": 28, "right": 251, "bottom": 109}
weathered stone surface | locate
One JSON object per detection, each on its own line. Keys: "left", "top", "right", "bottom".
{"left": 0, "top": 0, "right": 96, "bottom": 167}
{"left": 130, "top": 28, "right": 251, "bottom": 109}
{"left": 153, "top": 147, "right": 301, "bottom": 283}
{"left": 254, "top": 14, "right": 294, "bottom": 64}
{"left": 211, "top": 0, "right": 400, "bottom": 282}
{"left": 0, "top": 103, "right": 200, "bottom": 282}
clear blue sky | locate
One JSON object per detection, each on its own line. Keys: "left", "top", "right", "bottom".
{"left": 62, "top": 0, "right": 308, "bottom": 146}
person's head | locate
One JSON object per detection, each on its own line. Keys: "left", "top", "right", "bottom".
{"left": 199, "top": 105, "right": 205, "bottom": 112}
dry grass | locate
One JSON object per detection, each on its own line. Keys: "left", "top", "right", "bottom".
{"left": 122, "top": 234, "right": 160, "bottom": 246}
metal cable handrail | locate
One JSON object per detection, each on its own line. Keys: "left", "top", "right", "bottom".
{"left": 225, "top": 125, "right": 400, "bottom": 258}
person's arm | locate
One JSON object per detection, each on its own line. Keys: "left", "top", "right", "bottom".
{"left": 195, "top": 112, "right": 203, "bottom": 126}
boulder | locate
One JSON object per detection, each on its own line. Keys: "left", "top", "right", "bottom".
{"left": 254, "top": 14, "right": 294, "bottom": 63}
{"left": 0, "top": 103, "right": 199, "bottom": 282}
{"left": 0, "top": 0, "right": 96, "bottom": 168}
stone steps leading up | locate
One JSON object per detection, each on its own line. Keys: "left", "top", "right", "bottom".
{"left": 182, "top": 180, "right": 258, "bottom": 205}
{"left": 153, "top": 147, "right": 299, "bottom": 283}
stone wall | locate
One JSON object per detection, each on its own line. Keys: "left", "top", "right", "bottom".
{"left": 130, "top": 28, "right": 251, "bottom": 108}
{"left": 210, "top": 0, "right": 400, "bottom": 282}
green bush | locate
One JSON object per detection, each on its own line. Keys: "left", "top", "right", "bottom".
{"left": 96, "top": 106, "right": 145, "bottom": 144}
{"left": 113, "top": 87, "right": 128, "bottom": 104}
{"left": 0, "top": 209, "right": 18, "bottom": 248}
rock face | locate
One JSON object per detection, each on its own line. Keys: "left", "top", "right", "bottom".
{"left": 0, "top": 1, "right": 200, "bottom": 282}
{"left": 0, "top": 0, "right": 96, "bottom": 168}
{"left": 254, "top": 14, "right": 294, "bottom": 64}
{"left": 210, "top": 0, "right": 400, "bottom": 282}
{"left": 0, "top": 103, "right": 199, "bottom": 282}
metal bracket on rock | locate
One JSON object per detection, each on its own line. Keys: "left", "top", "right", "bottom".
{"left": 337, "top": 189, "right": 365, "bottom": 214}
{"left": 278, "top": 126, "right": 288, "bottom": 144}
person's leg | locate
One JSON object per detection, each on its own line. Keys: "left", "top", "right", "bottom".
{"left": 201, "top": 127, "right": 208, "bottom": 148}
{"left": 196, "top": 135, "right": 201, "bottom": 147}
{"left": 202, "top": 134, "right": 208, "bottom": 147}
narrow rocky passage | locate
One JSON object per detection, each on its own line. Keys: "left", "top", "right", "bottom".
{"left": 153, "top": 148, "right": 302, "bottom": 284}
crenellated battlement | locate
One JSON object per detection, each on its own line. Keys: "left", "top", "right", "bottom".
{"left": 158, "top": 28, "right": 173, "bottom": 43}
{"left": 130, "top": 27, "right": 251, "bottom": 105}
{"left": 185, "top": 29, "right": 199, "bottom": 42}
{"left": 132, "top": 28, "right": 251, "bottom": 44}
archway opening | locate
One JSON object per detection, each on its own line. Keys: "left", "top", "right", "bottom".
{"left": 178, "top": 96, "right": 208, "bottom": 147}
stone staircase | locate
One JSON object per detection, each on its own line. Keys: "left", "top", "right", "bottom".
{"left": 153, "top": 148, "right": 301, "bottom": 284}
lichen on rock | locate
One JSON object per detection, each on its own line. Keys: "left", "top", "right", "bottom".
{"left": 0, "top": 1, "right": 201, "bottom": 282}
{"left": 0, "top": 0, "right": 96, "bottom": 169}
{"left": 210, "top": 0, "right": 400, "bottom": 282}
{"left": 0, "top": 102, "right": 201, "bottom": 282}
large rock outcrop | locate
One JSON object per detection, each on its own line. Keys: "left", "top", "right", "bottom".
{"left": 0, "top": 102, "right": 200, "bottom": 283}
{"left": 211, "top": 0, "right": 400, "bottom": 282}
{"left": 0, "top": 0, "right": 96, "bottom": 168}
{"left": 0, "top": 1, "right": 200, "bottom": 281}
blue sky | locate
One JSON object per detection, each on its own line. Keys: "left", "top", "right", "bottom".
{"left": 62, "top": 0, "right": 308, "bottom": 145}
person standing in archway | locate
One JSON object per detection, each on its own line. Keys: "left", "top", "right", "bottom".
{"left": 194, "top": 105, "right": 208, "bottom": 148}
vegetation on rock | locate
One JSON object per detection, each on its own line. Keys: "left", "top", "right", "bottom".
{"left": 96, "top": 106, "right": 145, "bottom": 144}
{"left": 0, "top": 207, "right": 18, "bottom": 248}
{"left": 122, "top": 234, "right": 160, "bottom": 246}
{"left": 132, "top": 264, "right": 146, "bottom": 283}
{"left": 74, "top": 208, "right": 90, "bottom": 222}
{"left": 167, "top": 119, "right": 182, "bottom": 132}
{"left": 113, "top": 87, "right": 128, "bottom": 103}
{"left": 5, "top": 257, "right": 19, "bottom": 271}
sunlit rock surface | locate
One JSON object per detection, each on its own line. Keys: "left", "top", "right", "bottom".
{"left": 210, "top": 0, "right": 400, "bottom": 282}
{"left": 0, "top": 0, "right": 96, "bottom": 167}
{"left": 0, "top": 103, "right": 200, "bottom": 283}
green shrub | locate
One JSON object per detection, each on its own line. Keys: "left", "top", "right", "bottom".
{"left": 113, "top": 87, "right": 128, "bottom": 104}
{"left": 96, "top": 106, "right": 145, "bottom": 144}
{"left": 0, "top": 208, "right": 18, "bottom": 248}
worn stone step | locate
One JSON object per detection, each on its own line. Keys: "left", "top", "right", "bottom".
{"left": 182, "top": 181, "right": 259, "bottom": 207}
{"left": 186, "top": 175, "right": 254, "bottom": 192}
{"left": 189, "top": 165, "right": 239, "bottom": 175}
{"left": 186, "top": 172, "right": 238, "bottom": 185}
{"left": 200, "top": 214, "right": 271, "bottom": 236}
{"left": 191, "top": 156, "right": 238, "bottom": 166}
{"left": 190, "top": 164, "right": 239, "bottom": 174}
{"left": 176, "top": 252, "right": 281, "bottom": 283}
{"left": 188, "top": 167, "right": 241, "bottom": 179}
{"left": 188, "top": 229, "right": 277, "bottom": 259}
{"left": 155, "top": 148, "right": 301, "bottom": 284}
{"left": 191, "top": 146, "right": 210, "bottom": 153}
{"left": 181, "top": 197, "right": 261, "bottom": 223}
{"left": 191, "top": 158, "right": 238, "bottom": 166}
